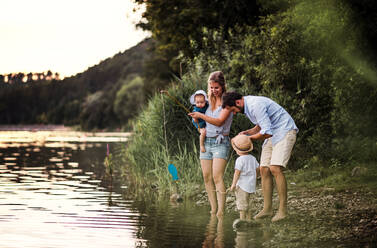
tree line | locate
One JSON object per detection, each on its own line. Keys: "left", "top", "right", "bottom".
{"left": 0, "top": 39, "right": 164, "bottom": 130}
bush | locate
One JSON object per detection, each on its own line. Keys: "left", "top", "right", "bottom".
{"left": 114, "top": 76, "right": 145, "bottom": 123}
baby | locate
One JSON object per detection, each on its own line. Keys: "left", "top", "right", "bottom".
{"left": 228, "top": 134, "right": 260, "bottom": 225}
{"left": 190, "top": 90, "right": 209, "bottom": 153}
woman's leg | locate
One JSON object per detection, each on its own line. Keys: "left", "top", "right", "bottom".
{"left": 212, "top": 158, "right": 227, "bottom": 217}
{"left": 199, "top": 129, "right": 206, "bottom": 153}
{"left": 201, "top": 159, "right": 216, "bottom": 214}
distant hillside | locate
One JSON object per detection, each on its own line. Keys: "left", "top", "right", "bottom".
{"left": 67, "top": 38, "right": 153, "bottom": 93}
{"left": 0, "top": 38, "right": 155, "bottom": 130}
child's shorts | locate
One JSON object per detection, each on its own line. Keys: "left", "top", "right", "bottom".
{"left": 235, "top": 186, "right": 254, "bottom": 211}
{"left": 200, "top": 136, "right": 230, "bottom": 160}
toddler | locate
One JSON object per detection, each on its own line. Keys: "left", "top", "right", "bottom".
{"left": 228, "top": 134, "right": 260, "bottom": 224}
{"left": 190, "top": 90, "right": 209, "bottom": 152}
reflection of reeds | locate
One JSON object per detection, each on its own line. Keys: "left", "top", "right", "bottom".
{"left": 105, "top": 143, "right": 113, "bottom": 190}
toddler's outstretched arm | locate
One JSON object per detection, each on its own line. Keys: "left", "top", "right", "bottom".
{"left": 227, "top": 169, "right": 241, "bottom": 192}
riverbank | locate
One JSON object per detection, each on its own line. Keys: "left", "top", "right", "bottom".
{"left": 0, "top": 125, "right": 131, "bottom": 146}
{"left": 192, "top": 165, "right": 377, "bottom": 247}
{"left": 251, "top": 186, "right": 376, "bottom": 247}
{"left": 0, "top": 124, "right": 72, "bottom": 131}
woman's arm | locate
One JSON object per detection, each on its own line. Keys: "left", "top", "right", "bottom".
{"left": 188, "top": 108, "right": 231, "bottom": 127}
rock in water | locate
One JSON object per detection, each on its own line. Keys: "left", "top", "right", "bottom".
{"left": 170, "top": 193, "right": 183, "bottom": 203}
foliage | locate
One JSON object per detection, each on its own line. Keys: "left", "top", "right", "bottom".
{"left": 133, "top": 0, "right": 265, "bottom": 98}
{"left": 135, "top": 0, "right": 261, "bottom": 58}
{"left": 1, "top": 0, "right": 376, "bottom": 194}
{"left": 126, "top": 0, "right": 377, "bottom": 194}
{"left": 114, "top": 76, "right": 145, "bottom": 122}
{"left": 125, "top": 71, "right": 211, "bottom": 191}
{"left": 0, "top": 39, "right": 154, "bottom": 130}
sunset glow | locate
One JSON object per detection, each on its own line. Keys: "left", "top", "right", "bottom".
{"left": 0, "top": 0, "right": 149, "bottom": 78}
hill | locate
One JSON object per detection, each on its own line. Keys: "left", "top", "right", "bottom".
{"left": 0, "top": 38, "right": 158, "bottom": 130}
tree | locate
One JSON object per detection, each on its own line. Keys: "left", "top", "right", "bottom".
{"left": 135, "top": 0, "right": 261, "bottom": 58}
{"left": 133, "top": 0, "right": 264, "bottom": 92}
{"left": 114, "top": 76, "right": 145, "bottom": 122}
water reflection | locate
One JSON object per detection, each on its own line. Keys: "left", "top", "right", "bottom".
{"left": 0, "top": 132, "right": 145, "bottom": 248}
{"left": 0, "top": 131, "right": 274, "bottom": 248}
{"left": 202, "top": 215, "right": 224, "bottom": 248}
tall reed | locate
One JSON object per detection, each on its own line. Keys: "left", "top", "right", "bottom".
{"left": 125, "top": 71, "right": 215, "bottom": 196}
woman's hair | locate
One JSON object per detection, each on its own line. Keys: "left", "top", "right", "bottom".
{"left": 207, "top": 71, "right": 226, "bottom": 110}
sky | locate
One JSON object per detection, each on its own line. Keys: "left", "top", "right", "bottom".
{"left": 0, "top": 0, "right": 149, "bottom": 78}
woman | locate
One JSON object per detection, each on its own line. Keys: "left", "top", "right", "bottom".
{"left": 189, "top": 71, "right": 233, "bottom": 217}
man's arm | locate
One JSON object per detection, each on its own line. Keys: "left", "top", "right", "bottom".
{"left": 240, "top": 125, "right": 261, "bottom": 135}
{"left": 249, "top": 132, "right": 272, "bottom": 140}
{"left": 240, "top": 125, "right": 271, "bottom": 140}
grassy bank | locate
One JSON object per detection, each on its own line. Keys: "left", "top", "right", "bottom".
{"left": 122, "top": 69, "right": 377, "bottom": 198}
{"left": 123, "top": 72, "right": 208, "bottom": 197}
{"left": 286, "top": 161, "right": 377, "bottom": 192}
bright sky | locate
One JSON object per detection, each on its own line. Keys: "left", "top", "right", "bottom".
{"left": 0, "top": 0, "right": 149, "bottom": 78}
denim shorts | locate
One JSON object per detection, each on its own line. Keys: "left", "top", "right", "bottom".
{"left": 200, "top": 136, "right": 230, "bottom": 160}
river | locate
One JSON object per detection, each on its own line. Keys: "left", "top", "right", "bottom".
{"left": 0, "top": 130, "right": 268, "bottom": 248}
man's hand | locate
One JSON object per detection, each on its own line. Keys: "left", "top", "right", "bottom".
{"left": 238, "top": 130, "right": 249, "bottom": 135}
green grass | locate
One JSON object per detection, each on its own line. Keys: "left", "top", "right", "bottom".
{"left": 286, "top": 161, "right": 377, "bottom": 192}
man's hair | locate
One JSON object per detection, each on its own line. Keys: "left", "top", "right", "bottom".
{"left": 222, "top": 92, "right": 243, "bottom": 108}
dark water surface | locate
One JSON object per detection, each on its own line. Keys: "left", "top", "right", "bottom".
{"left": 0, "top": 131, "right": 266, "bottom": 248}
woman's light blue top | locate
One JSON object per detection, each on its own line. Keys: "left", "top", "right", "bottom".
{"left": 205, "top": 105, "right": 233, "bottom": 140}
{"left": 244, "top": 96, "right": 298, "bottom": 145}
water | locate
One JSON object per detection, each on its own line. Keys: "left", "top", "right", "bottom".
{"left": 0, "top": 131, "right": 266, "bottom": 248}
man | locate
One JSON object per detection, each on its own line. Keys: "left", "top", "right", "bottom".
{"left": 222, "top": 92, "right": 298, "bottom": 222}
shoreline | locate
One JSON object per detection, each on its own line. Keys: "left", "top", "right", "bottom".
{"left": 0, "top": 125, "right": 131, "bottom": 144}
{"left": 0, "top": 124, "right": 72, "bottom": 131}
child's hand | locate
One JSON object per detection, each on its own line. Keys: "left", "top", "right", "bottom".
{"left": 188, "top": 112, "right": 203, "bottom": 119}
{"left": 226, "top": 185, "right": 236, "bottom": 193}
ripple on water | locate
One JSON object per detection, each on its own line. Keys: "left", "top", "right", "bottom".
{"left": 0, "top": 134, "right": 147, "bottom": 248}
{"left": 4, "top": 157, "right": 17, "bottom": 161}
